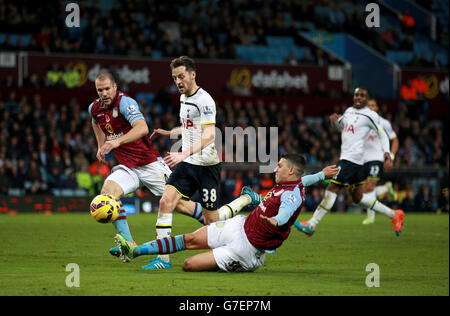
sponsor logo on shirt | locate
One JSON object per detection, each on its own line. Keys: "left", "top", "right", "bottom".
{"left": 127, "top": 104, "right": 138, "bottom": 114}
{"left": 105, "top": 123, "right": 114, "bottom": 134}
{"left": 106, "top": 132, "right": 124, "bottom": 140}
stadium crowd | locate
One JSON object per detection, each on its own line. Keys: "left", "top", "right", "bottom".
{"left": 0, "top": 0, "right": 447, "bottom": 68}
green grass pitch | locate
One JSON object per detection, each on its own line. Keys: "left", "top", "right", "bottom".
{"left": 0, "top": 212, "right": 448, "bottom": 296}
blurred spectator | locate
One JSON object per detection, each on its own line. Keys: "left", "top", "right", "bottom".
{"left": 24, "top": 73, "right": 41, "bottom": 88}
{"left": 400, "top": 79, "right": 419, "bottom": 119}
{"left": 259, "top": 173, "right": 274, "bottom": 197}
{"left": 431, "top": 53, "right": 442, "bottom": 69}
{"left": 8, "top": 164, "right": 25, "bottom": 190}
{"left": 415, "top": 184, "right": 434, "bottom": 212}
{"left": 400, "top": 189, "right": 416, "bottom": 213}
{"left": 400, "top": 10, "right": 416, "bottom": 34}
{"left": 411, "top": 75, "right": 429, "bottom": 121}
{"left": 286, "top": 51, "right": 299, "bottom": 66}
{"left": 220, "top": 170, "right": 236, "bottom": 205}
{"left": 399, "top": 35, "right": 414, "bottom": 50}
{"left": 418, "top": 52, "right": 433, "bottom": 68}
{"left": 62, "top": 64, "right": 80, "bottom": 88}
{"left": 244, "top": 169, "right": 260, "bottom": 191}
{"left": 3, "top": 75, "right": 15, "bottom": 88}
{"left": 46, "top": 64, "right": 62, "bottom": 87}
{"left": 437, "top": 188, "right": 449, "bottom": 214}
{"left": 0, "top": 167, "right": 9, "bottom": 195}
{"left": 304, "top": 187, "right": 324, "bottom": 212}
{"left": 76, "top": 164, "right": 95, "bottom": 196}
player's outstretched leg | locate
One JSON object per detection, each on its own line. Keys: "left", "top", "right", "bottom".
{"left": 109, "top": 200, "right": 137, "bottom": 260}
{"left": 362, "top": 191, "right": 376, "bottom": 225}
{"left": 376, "top": 181, "right": 398, "bottom": 201}
{"left": 214, "top": 186, "right": 261, "bottom": 220}
{"left": 359, "top": 193, "right": 404, "bottom": 236}
{"left": 392, "top": 209, "right": 404, "bottom": 236}
{"left": 115, "top": 234, "right": 138, "bottom": 262}
{"left": 241, "top": 186, "right": 263, "bottom": 208}
{"left": 115, "top": 233, "right": 187, "bottom": 264}
{"left": 294, "top": 221, "right": 315, "bottom": 236}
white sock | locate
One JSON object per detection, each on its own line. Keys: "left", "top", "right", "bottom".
{"left": 359, "top": 194, "right": 395, "bottom": 218}
{"left": 156, "top": 213, "right": 172, "bottom": 262}
{"left": 375, "top": 184, "right": 388, "bottom": 198}
{"left": 218, "top": 195, "right": 251, "bottom": 220}
{"left": 309, "top": 190, "right": 337, "bottom": 228}
{"left": 365, "top": 191, "right": 376, "bottom": 219}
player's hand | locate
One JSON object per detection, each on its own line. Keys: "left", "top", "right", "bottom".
{"left": 322, "top": 165, "right": 340, "bottom": 179}
{"left": 99, "top": 140, "right": 120, "bottom": 158}
{"left": 329, "top": 113, "right": 341, "bottom": 123}
{"left": 384, "top": 153, "right": 393, "bottom": 172}
{"left": 150, "top": 128, "right": 171, "bottom": 140}
{"left": 260, "top": 215, "right": 278, "bottom": 227}
{"left": 96, "top": 149, "right": 107, "bottom": 164}
{"left": 164, "top": 152, "right": 188, "bottom": 168}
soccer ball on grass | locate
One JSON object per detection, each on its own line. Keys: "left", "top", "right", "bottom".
{"left": 90, "top": 194, "right": 120, "bottom": 223}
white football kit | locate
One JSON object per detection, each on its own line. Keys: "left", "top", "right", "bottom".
{"left": 364, "top": 116, "right": 397, "bottom": 163}
{"left": 179, "top": 88, "right": 220, "bottom": 166}
{"left": 336, "top": 106, "right": 391, "bottom": 165}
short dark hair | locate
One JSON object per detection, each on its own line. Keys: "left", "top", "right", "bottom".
{"left": 354, "top": 86, "right": 370, "bottom": 98}
{"left": 280, "top": 153, "right": 306, "bottom": 177}
{"left": 170, "top": 56, "right": 196, "bottom": 72}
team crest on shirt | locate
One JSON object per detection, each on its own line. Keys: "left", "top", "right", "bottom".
{"left": 112, "top": 108, "right": 118, "bottom": 118}
{"left": 105, "top": 123, "right": 114, "bottom": 134}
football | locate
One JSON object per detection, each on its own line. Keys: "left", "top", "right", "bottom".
{"left": 90, "top": 194, "right": 120, "bottom": 224}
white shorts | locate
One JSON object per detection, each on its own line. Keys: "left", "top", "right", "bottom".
{"left": 105, "top": 158, "right": 172, "bottom": 196}
{"left": 207, "top": 215, "right": 266, "bottom": 272}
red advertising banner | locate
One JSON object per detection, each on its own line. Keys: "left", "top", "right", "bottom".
{"left": 21, "top": 53, "right": 345, "bottom": 103}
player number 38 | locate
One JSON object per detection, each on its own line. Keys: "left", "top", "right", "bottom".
{"left": 202, "top": 188, "right": 217, "bottom": 203}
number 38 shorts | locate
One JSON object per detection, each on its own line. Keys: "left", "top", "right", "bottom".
{"left": 207, "top": 215, "right": 266, "bottom": 272}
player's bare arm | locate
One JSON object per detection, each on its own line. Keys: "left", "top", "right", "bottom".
{"left": 329, "top": 113, "right": 342, "bottom": 131}
{"left": 390, "top": 137, "right": 399, "bottom": 161}
{"left": 384, "top": 137, "right": 398, "bottom": 173}
{"left": 92, "top": 120, "right": 107, "bottom": 164}
{"left": 164, "top": 123, "right": 215, "bottom": 168}
{"left": 99, "top": 119, "right": 149, "bottom": 157}
{"left": 150, "top": 127, "right": 182, "bottom": 139}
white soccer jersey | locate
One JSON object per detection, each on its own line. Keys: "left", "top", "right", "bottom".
{"left": 179, "top": 87, "right": 220, "bottom": 166}
{"left": 336, "top": 106, "right": 390, "bottom": 165}
{"left": 364, "top": 116, "right": 397, "bottom": 163}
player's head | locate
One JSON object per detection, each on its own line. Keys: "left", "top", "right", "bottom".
{"left": 353, "top": 87, "right": 369, "bottom": 109}
{"left": 367, "top": 98, "right": 379, "bottom": 112}
{"left": 95, "top": 72, "right": 118, "bottom": 107}
{"left": 275, "top": 153, "right": 306, "bottom": 183}
{"left": 170, "top": 56, "right": 197, "bottom": 95}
